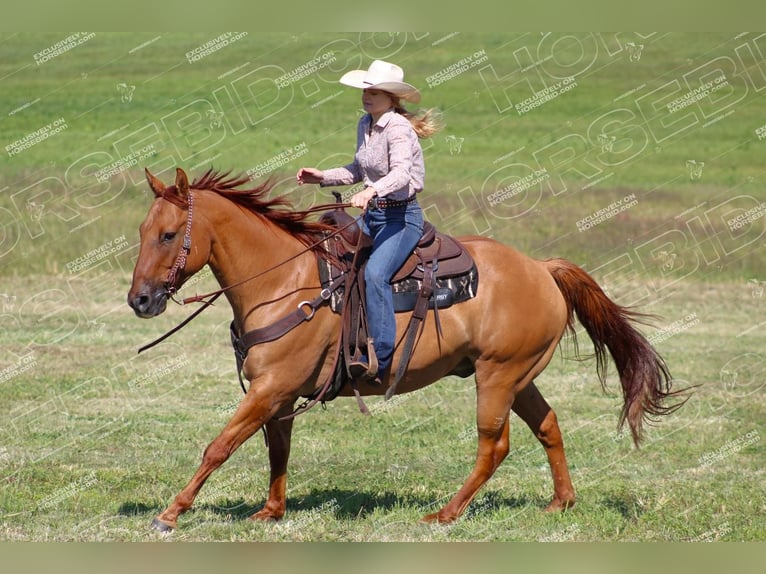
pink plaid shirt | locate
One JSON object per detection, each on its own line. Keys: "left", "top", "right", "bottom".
{"left": 321, "top": 109, "right": 424, "bottom": 200}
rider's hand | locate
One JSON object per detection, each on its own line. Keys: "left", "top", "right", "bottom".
{"left": 296, "top": 167, "right": 324, "bottom": 185}
{"left": 351, "top": 187, "right": 377, "bottom": 210}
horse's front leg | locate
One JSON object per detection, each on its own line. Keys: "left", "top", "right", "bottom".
{"left": 249, "top": 410, "right": 295, "bottom": 522}
{"left": 151, "top": 380, "right": 292, "bottom": 532}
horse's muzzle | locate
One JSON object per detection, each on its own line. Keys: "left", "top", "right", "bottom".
{"left": 128, "top": 286, "right": 169, "bottom": 318}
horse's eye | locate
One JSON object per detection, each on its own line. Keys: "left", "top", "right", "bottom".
{"left": 161, "top": 231, "right": 177, "bottom": 243}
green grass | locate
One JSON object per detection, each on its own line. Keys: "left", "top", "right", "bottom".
{"left": 1, "top": 32, "right": 764, "bottom": 541}
{"left": 2, "top": 32, "right": 765, "bottom": 277}
{"left": 0, "top": 272, "right": 764, "bottom": 541}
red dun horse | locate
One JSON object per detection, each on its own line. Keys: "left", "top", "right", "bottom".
{"left": 128, "top": 168, "right": 685, "bottom": 532}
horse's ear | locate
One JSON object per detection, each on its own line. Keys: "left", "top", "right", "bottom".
{"left": 145, "top": 168, "right": 165, "bottom": 198}
{"left": 175, "top": 168, "right": 189, "bottom": 199}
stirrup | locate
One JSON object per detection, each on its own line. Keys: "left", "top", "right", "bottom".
{"left": 348, "top": 339, "right": 380, "bottom": 383}
{"left": 348, "top": 363, "right": 382, "bottom": 386}
{"left": 348, "top": 338, "right": 381, "bottom": 385}
{"left": 348, "top": 360, "right": 374, "bottom": 380}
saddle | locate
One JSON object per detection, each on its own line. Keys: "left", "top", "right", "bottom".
{"left": 228, "top": 203, "right": 479, "bottom": 418}
{"left": 317, "top": 206, "right": 479, "bottom": 401}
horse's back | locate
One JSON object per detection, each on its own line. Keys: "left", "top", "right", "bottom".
{"left": 453, "top": 235, "right": 569, "bottom": 345}
{"left": 458, "top": 235, "right": 564, "bottom": 301}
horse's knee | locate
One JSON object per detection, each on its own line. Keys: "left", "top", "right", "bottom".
{"left": 202, "top": 441, "right": 230, "bottom": 468}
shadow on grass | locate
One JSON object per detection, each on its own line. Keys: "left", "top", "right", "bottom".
{"left": 117, "top": 501, "right": 163, "bottom": 516}
{"left": 117, "top": 488, "right": 538, "bottom": 522}
{"left": 600, "top": 490, "right": 644, "bottom": 521}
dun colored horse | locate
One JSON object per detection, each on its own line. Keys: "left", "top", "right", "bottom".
{"left": 128, "top": 167, "right": 685, "bottom": 532}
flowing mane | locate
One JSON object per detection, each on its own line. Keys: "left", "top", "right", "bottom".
{"left": 163, "top": 168, "right": 333, "bottom": 247}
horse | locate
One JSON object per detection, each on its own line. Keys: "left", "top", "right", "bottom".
{"left": 127, "top": 167, "right": 686, "bottom": 532}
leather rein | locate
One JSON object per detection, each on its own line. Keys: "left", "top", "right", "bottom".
{"left": 138, "top": 192, "right": 358, "bottom": 354}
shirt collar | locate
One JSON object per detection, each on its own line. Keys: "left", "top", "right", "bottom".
{"left": 367, "top": 108, "right": 396, "bottom": 130}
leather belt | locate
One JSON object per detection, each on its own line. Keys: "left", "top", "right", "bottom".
{"left": 368, "top": 195, "right": 418, "bottom": 210}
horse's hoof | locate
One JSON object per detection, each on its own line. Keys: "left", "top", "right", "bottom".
{"left": 543, "top": 498, "right": 576, "bottom": 512}
{"left": 420, "top": 512, "right": 456, "bottom": 524}
{"left": 249, "top": 509, "right": 283, "bottom": 522}
{"left": 151, "top": 517, "right": 175, "bottom": 533}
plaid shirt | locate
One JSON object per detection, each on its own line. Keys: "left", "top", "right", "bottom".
{"left": 321, "top": 109, "right": 424, "bottom": 200}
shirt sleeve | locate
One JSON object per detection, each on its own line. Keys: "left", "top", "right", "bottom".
{"left": 368, "top": 121, "right": 414, "bottom": 197}
{"left": 320, "top": 163, "right": 361, "bottom": 187}
{"left": 320, "top": 118, "right": 364, "bottom": 187}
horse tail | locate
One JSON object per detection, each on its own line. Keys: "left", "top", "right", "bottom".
{"left": 544, "top": 258, "right": 689, "bottom": 446}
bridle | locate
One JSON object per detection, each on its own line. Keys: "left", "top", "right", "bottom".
{"left": 140, "top": 190, "right": 357, "bottom": 353}
{"left": 140, "top": 190, "right": 372, "bottom": 422}
{"left": 164, "top": 190, "right": 195, "bottom": 301}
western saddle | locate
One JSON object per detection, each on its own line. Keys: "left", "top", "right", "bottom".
{"left": 316, "top": 205, "right": 478, "bottom": 401}
{"left": 229, "top": 202, "right": 479, "bottom": 416}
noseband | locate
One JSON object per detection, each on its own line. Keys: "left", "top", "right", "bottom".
{"left": 165, "top": 190, "right": 194, "bottom": 298}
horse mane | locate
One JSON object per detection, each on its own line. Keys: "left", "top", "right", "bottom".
{"left": 163, "top": 168, "right": 333, "bottom": 248}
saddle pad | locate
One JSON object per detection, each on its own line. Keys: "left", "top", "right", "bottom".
{"left": 318, "top": 258, "right": 479, "bottom": 314}
{"left": 392, "top": 265, "right": 479, "bottom": 313}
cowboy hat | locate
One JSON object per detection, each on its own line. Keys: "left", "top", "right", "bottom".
{"left": 339, "top": 59, "right": 421, "bottom": 103}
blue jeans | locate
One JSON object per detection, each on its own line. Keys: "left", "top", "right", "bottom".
{"left": 361, "top": 201, "right": 424, "bottom": 374}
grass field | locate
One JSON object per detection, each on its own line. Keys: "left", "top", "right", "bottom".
{"left": 1, "top": 32, "right": 765, "bottom": 542}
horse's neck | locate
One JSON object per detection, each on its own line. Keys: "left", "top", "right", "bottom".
{"left": 202, "top": 195, "right": 316, "bottom": 325}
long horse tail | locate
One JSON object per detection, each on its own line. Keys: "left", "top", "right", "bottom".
{"left": 544, "top": 258, "right": 689, "bottom": 446}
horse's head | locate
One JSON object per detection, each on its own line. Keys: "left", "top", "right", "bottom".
{"left": 128, "top": 167, "right": 207, "bottom": 318}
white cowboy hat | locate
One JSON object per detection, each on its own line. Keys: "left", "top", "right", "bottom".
{"left": 339, "top": 59, "right": 421, "bottom": 103}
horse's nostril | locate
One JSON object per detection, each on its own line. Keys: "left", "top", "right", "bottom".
{"left": 129, "top": 293, "right": 151, "bottom": 312}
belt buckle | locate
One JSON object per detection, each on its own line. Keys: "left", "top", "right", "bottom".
{"left": 368, "top": 196, "right": 381, "bottom": 210}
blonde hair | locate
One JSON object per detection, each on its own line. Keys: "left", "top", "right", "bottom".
{"left": 390, "top": 96, "right": 444, "bottom": 139}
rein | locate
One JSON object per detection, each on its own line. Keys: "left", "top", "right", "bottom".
{"left": 177, "top": 201, "right": 357, "bottom": 306}
{"left": 138, "top": 197, "right": 358, "bottom": 354}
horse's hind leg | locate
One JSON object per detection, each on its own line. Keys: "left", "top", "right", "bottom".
{"left": 422, "top": 361, "right": 518, "bottom": 524}
{"left": 512, "top": 381, "right": 576, "bottom": 511}
{"left": 249, "top": 415, "right": 294, "bottom": 522}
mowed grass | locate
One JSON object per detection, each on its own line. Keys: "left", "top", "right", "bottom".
{"left": 1, "top": 32, "right": 765, "bottom": 541}
{"left": 0, "top": 272, "right": 763, "bottom": 541}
